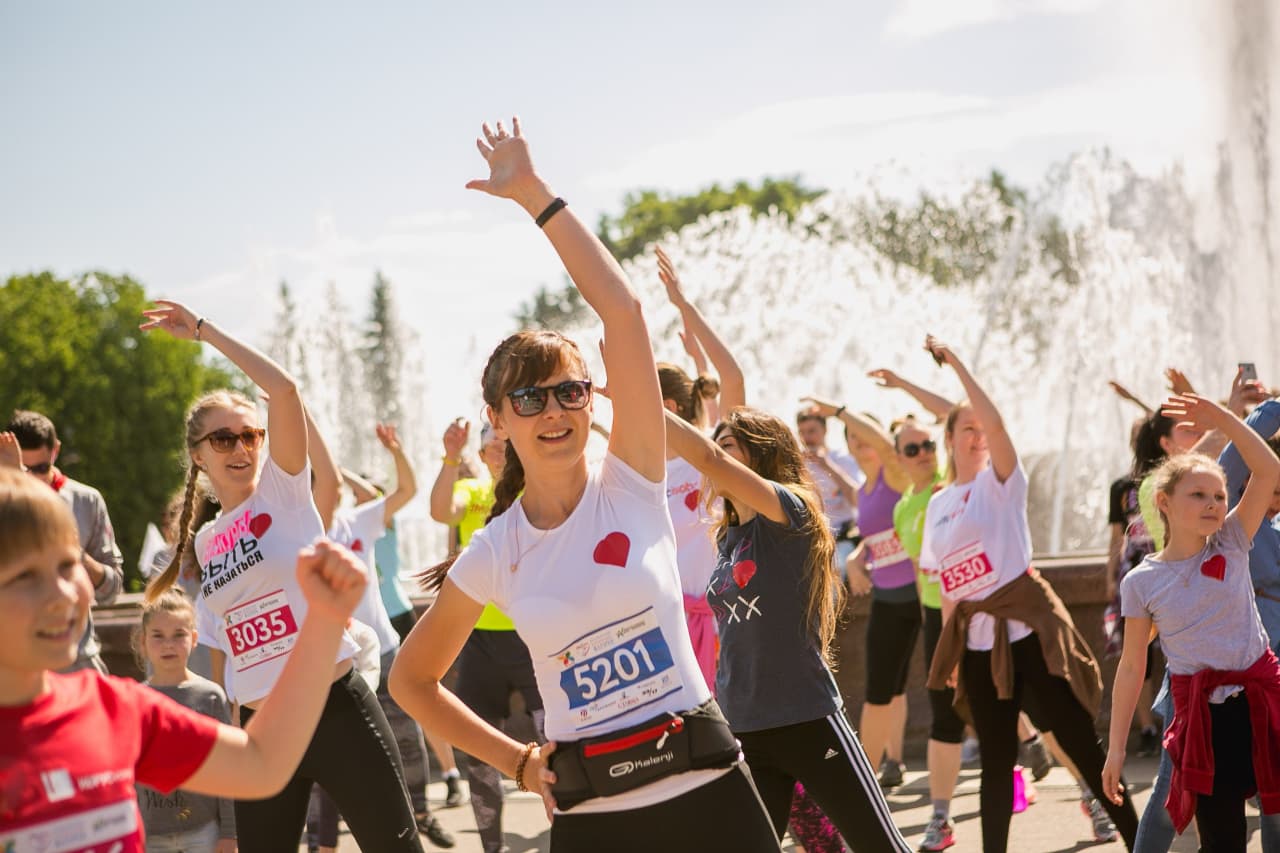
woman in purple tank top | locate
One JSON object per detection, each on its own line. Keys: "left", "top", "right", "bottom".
{"left": 803, "top": 397, "right": 920, "bottom": 788}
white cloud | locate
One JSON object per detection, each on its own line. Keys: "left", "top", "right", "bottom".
{"left": 883, "top": 0, "right": 1105, "bottom": 40}
{"left": 586, "top": 72, "right": 1213, "bottom": 196}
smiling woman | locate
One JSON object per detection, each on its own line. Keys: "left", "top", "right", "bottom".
{"left": 138, "top": 301, "right": 428, "bottom": 853}
{"left": 390, "top": 118, "right": 781, "bottom": 853}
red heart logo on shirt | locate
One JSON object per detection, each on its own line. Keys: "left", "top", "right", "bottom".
{"left": 732, "top": 559, "right": 757, "bottom": 588}
{"left": 248, "top": 513, "right": 272, "bottom": 538}
{"left": 684, "top": 489, "right": 701, "bottom": 511}
{"left": 593, "top": 532, "right": 631, "bottom": 568}
{"left": 1200, "top": 554, "right": 1226, "bottom": 581}
{"left": 351, "top": 539, "right": 364, "bottom": 552}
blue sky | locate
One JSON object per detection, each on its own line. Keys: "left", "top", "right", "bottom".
{"left": 1, "top": 0, "right": 1221, "bottom": 423}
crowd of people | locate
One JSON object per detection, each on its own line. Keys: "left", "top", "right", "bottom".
{"left": 3, "top": 118, "right": 1279, "bottom": 853}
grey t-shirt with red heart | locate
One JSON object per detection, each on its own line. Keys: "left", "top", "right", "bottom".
{"left": 708, "top": 483, "right": 841, "bottom": 732}
{"left": 1120, "top": 513, "right": 1270, "bottom": 702}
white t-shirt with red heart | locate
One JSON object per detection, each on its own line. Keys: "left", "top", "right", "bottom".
{"left": 449, "top": 452, "right": 722, "bottom": 813}
{"left": 194, "top": 458, "right": 359, "bottom": 704}
{"left": 329, "top": 497, "right": 400, "bottom": 658}
{"left": 919, "top": 464, "right": 1034, "bottom": 651}
{"left": 666, "top": 456, "right": 719, "bottom": 597}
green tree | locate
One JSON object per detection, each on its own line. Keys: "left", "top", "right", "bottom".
{"left": 361, "top": 271, "right": 405, "bottom": 424}
{"left": 0, "top": 272, "right": 237, "bottom": 591}
{"left": 515, "top": 177, "right": 825, "bottom": 330}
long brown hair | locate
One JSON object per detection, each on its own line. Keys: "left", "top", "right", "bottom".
{"left": 658, "top": 362, "right": 718, "bottom": 426}
{"left": 146, "top": 390, "right": 256, "bottom": 603}
{"left": 711, "top": 407, "right": 842, "bottom": 664}
{"left": 421, "top": 331, "right": 588, "bottom": 591}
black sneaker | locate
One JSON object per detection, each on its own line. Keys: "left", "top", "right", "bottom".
{"left": 416, "top": 813, "right": 456, "bottom": 849}
{"left": 1019, "top": 735, "right": 1053, "bottom": 781}
{"left": 878, "top": 758, "right": 905, "bottom": 789}
{"left": 1136, "top": 727, "right": 1161, "bottom": 758}
{"left": 444, "top": 774, "right": 464, "bottom": 807}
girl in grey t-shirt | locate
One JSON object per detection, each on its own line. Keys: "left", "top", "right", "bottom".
{"left": 1102, "top": 394, "right": 1280, "bottom": 850}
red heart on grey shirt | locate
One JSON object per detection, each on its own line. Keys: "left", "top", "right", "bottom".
{"left": 732, "top": 559, "right": 757, "bottom": 588}
{"left": 1200, "top": 554, "right": 1226, "bottom": 581}
{"left": 684, "top": 489, "right": 701, "bottom": 511}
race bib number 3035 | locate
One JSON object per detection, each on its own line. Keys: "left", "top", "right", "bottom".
{"left": 553, "top": 608, "right": 684, "bottom": 731}
{"left": 939, "top": 542, "right": 998, "bottom": 599}
{"left": 224, "top": 589, "right": 299, "bottom": 672}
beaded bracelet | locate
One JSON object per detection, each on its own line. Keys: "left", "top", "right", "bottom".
{"left": 514, "top": 742, "right": 539, "bottom": 792}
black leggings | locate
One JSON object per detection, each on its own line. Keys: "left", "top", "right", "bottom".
{"left": 963, "top": 635, "right": 1138, "bottom": 853}
{"left": 865, "top": 597, "right": 922, "bottom": 705}
{"left": 1195, "top": 693, "right": 1257, "bottom": 853}
{"left": 738, "top": 712, "right": 912, "bottom": 853}
{"left": 238, "top": 669, "right": 423, "bottom": 853}
{"left": 921, "top": 606, "right": 965, "bottom": 744}
{"left": 548, "top": 764, "right": 781, "bottom": 852}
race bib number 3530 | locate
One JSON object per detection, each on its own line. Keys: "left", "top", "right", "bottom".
{"left": 553, "top": 608, "right": 683, "bottom": 731}
{"left": 939, "top": 542, "right": 998, "bottom": 599}
{"left": 225, "top": 589, "right": 299, "bottom": 672}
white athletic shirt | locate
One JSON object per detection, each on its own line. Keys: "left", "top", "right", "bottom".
{"left": 665, "top": 456, "right": 719, "bottom": 597}
{"left": 919, "top": 464, "right": 1034, "bottom": 651}
{"left": 449, "top": 452, "right": 723, "bottom": 813}
{"left": 194, "top": 459, "right": 359, "bottom": 703}
{"left": 329, "top": 497, "right": 400, "bottom": 657}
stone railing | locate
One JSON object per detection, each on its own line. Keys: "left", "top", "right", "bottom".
{"left": 97, "top": 552, "right": 1136, "bottom": 756}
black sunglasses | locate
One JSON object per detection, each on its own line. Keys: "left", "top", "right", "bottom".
{"left": 25, "top": 461, "right": 52, "bottom": 475}
{"left": 195, "top": 428, "right": 267, "bottom": 453}
{"left": 900, "top": 439, "right": 937, "bottom": 458}
{"left": 506, "top": 380, "right": 593, "bottom": 417}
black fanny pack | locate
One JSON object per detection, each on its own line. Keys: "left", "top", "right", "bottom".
{"left": 548, "top": 699, "right": 740, "bottom": 810}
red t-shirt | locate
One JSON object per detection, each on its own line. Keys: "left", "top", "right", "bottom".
{"left": 0, "top": 670, "right": 220, "bottom": 852}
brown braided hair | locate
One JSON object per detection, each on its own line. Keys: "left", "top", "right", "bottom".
{"left": 145, "top": 390, "right": 256, "bottom": 603}
{"left": 421, "top": 331, "right": 588, "bottom": 591}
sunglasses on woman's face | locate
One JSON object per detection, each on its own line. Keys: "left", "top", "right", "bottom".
{"left": 900, "top": 439, "right": 937, "bottom": 458}
{"left": 506, "top": 380, "right": 593, "bottom": 417}
{"left": 196, "top": 428, "right": 267, "bottom": 453}
{"left": 24, "top": 461, "right": 53, "bottom": 475}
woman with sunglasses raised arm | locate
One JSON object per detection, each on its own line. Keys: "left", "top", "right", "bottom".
{"left": 394, "top": 118, "right": 780, "bottom": 852}
{"left": 141, "top": 302, "right": 429, "bottom": 853}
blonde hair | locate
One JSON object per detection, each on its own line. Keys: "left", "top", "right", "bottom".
{"left": 1150, "top": 452, "right": 1227, "bottom": 546}
{"left": 942, "top": 400, "right": 973, "bottom": 485}
{"left": 0, "top": 467, "right": 79, "bottom": 566}
{"left": 133, "top": 588, "right": 197, "bottom": 671}
{"left": 146, "top": 390, "right": 257, "bottom": 603}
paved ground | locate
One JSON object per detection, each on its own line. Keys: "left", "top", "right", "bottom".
{"left": 313, "top": 754, "right": 1267, "bottom": 851}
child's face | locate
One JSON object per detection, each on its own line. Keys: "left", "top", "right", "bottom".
{"left": 143, "top": 611, "right": 196, "bottom": 674}
{"left": 1160, "top": 470, "right": 1228, "bottom": 540}
{"left": 0, "top": 542, "right": 91, "bottom": 677}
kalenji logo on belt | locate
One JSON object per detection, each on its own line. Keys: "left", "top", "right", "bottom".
{"left": 608, "top": 751, "right": 674, "bottom": 778}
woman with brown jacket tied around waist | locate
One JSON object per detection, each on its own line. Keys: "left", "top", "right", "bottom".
{"left": 919, "top": 335, "right": 1139, "bottom": 853}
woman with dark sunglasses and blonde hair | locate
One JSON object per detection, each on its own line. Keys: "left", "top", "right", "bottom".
{"left": 395, "top": 118, "right": 779, "bottom": 852}
{"left": 141, "top": 303, "right": 428, "bottom": 852}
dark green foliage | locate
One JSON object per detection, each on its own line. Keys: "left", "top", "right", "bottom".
{"left": 0, "top": 272, "right": 238, "bottom": 591}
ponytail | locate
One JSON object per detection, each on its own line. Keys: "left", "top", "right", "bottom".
{"left": 146, "top": 465, "right": 199, "bottom": 603}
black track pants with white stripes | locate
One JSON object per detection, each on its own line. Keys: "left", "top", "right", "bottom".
{"left": 738, "top": 712, "right": 913, "bottom": 853}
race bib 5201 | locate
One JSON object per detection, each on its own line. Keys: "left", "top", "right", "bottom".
{"left": 939, "top": 542, "right": 998, "bottom": 599}
{"left": 224, "top": 589, "right": 299, "bottom": 672}
{"left": 553, "top": 607, "right": 684, "bottom": 731}
{"left": 864, "top": 529, "right": 908, "bottom": 570}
